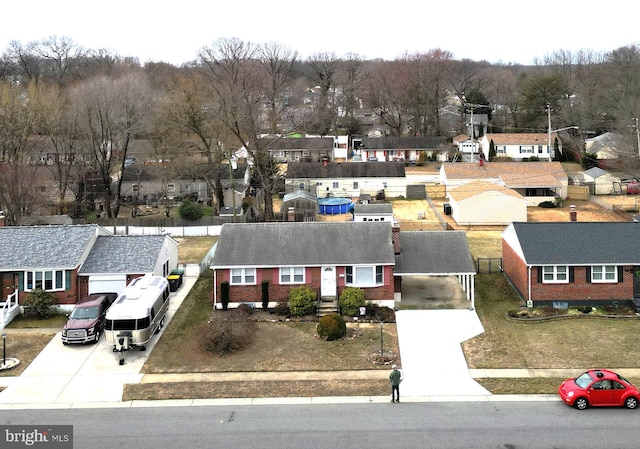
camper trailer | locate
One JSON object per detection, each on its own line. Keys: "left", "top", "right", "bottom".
{"left": 105, "top": 274, "right": 170, "bottom": 365}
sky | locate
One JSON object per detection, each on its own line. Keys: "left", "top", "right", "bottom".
{"left": 2, "top": 0, "right": 638, "bottom": 66}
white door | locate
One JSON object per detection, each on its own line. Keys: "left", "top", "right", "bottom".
{"left": 321, "top": 266, "right": 337, "bottom": 297}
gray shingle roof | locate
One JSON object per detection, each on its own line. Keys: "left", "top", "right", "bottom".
{"left": 353, "top": 203, "right": 394, "bottom": 214}
{"left": 0, "top": 224, "right": 103, "bottom": 270}
{"left": 361, "top": 136, "right": 448, "bottom": 150}
{"left": 394, "top": 231, "right": 475, "bottom": 275}
{"left": 511, "top": 222, "right": 640, "bottom": 265}
{"left": 78, "top": 235, "right": 169, "bottom": 274}
{"left": 211, "top": 222, "right": 395, "bottom": 267}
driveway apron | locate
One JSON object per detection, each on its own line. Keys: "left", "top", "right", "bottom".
{"left": 395, "top": 309, "right": 490, "bottom": 397}
{"left": 0, "top": 276, "right": 196, "bottom": 405}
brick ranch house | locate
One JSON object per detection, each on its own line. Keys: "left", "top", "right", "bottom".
{"left": 209, "top": 221, "right": 477, "bottom": 311}
{"left": 502, "top": 222, "right": 640, "bottom": 309}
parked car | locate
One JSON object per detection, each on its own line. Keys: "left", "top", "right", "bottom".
{"left": 558, "top": 369, "right": 640, "bottom": 410}
{"left": 61, "top": 293, "right": 117, "bottom": 345}
{"left": 627, "top": 181, "right": 640, "bottom": 195}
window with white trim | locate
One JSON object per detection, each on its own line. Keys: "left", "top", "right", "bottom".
{"left": 542, "top": 265, "right": 568, "bottom": 283}
{"left": 230, "top": 268, "right": 256, "bottom": 285}
{"left": 345, "top": 265, "right": 384, "bottom": 287}
{"left": 592, "top": 265, "right": 617, "bottom": 283}
{"left": 519, "top": 145, "right": 534, "bottom": 154}
{"left": 280, "top": 267, "right": 305, "bottom": 284}
{"left": 25, "top": 270, "right": 65, "bottom": 291}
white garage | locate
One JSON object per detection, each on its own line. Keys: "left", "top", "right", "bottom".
{"left": 88, "top": 274, "right": 127, "bottom": 296}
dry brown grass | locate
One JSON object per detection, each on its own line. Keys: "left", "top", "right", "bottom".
{"left": 174, "top": 236, "right": 217, "bottom": 264}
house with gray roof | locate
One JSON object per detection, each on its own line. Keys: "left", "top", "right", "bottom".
{"left": 265, "top": 136, "right": 335, "bottom": 163}
{"left": 352, "top": 203, "right": 394, "bottom": 222}
{"left": 285, "top": 162, "right": 407, "bottom": 199}
{"left": 209, "top": 221, "right": 477, "bottom": 311}
{"left": 0, "top": 223, "right": 178, "bottom": 327}
{"left": 353, "top": 136, "right": 449, "bottom": 162}
{"left": 502, "top": 222, "right": 640, "bottom": 308}
{"left": 78, "top": 234, "right": 178, "bottom": 298}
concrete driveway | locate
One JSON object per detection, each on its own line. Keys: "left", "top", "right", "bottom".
{"left": 0, "top": 276, "right": 196, "bottom": 405}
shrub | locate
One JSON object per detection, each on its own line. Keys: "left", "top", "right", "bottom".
{"left": 538, "top": 201, "right": 556, "bottom": 208}
{"left": 261, "top": 280, "right": 269, "bottom": 310}
{"left": 339, "top": 287, "right": 366, "bottom": 316}
{"left": 23, "top": 289, "right": 55, "bottom": 318}
{"left": 179, "top": 199, "right": 204, "bottom": 221}
{"left": 373, "top": 306, "right": 396, "bottom": 322}
{"left": 273, "top": 302, "right": 290, "bottom": 317}
{"left": 316, "top": 314, "right": 347, "bottom": 341}
{"left": 200, "top": 313, "right": 257, "bottom": 355}
{"left": 288, "top": 285, "right": 317, "bottom": 317}
{"left": 237, "top": 303, "right": 254, "bottom": 316}
{"left": 220, "top": 281, "right": 230, "bottom": 311}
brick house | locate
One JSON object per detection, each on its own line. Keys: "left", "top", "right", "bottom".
{"left": 209, "top": 221, "right": 478, "bottom": 311}
{"left": 0, "top": 223, "right": 178, "bottom": 327}
{"left": 502, "top": 222, "right": 640, "bottom": 308}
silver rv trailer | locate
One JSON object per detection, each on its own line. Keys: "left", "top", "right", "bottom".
{"left": 105, "top": 274, "right": 170, "bottom": 365}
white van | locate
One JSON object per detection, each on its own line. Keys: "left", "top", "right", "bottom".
{"left": 104, "top": 274, "right": 170, "bottom": 365}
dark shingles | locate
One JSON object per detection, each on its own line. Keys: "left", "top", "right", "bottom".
{"left": 512, "top": 222, "right": 640, "bottom": 265}
{"left": 394, "top": 231, "right": 475, "bottom": 275}
{"left": 286, "top": 162, "right": 406, "bottom": 179}
{"left": 211, "top": 222, "right": 395, "bottom": 267}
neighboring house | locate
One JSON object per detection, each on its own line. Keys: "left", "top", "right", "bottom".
{"left": 77, "top": 234, "right": 179, "bottom": 299}
{"left": 581, "top": 167, "right": 621, "bottom": 195}
{"left": 0, "top": 224, "right": 178, "bottom": 326}
{"left": 210, "top": 222, "right": 398, "bottom": 311}
{"left": 502, "top": 222, "right": 640, "bottom": 308}
{"left": 266, "top": 137, "right": 336, "bottom": 163}
{"left": 352, "top": 203, "right": 394, "bottom": 222}
{"left": 209, "top": 221, "right": 478, "bottom": 311}
{"left": 585, "top": 132, "right": 628, "bottom": 169}
{"left": 479, "top": 133, "right": 561, "bottom": 161}
{"left": 446, "top": 180, "right": 527, "bottom": 226}
{"left": 439, "top": 161, "right": 568, "bottom": 206}
{"left": 285, "top": 162, "right": 407, "bottom": 199}
{"left": 352, "top": 136, "right": 449, "bottom": 162}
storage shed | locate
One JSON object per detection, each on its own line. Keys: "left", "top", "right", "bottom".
{"left": 582, "top": 167, "right": 621, "bottom": 195}
{"left": 279, "top": 190, "right": 318, "bottom": 222}
{"left": 447, "top": 180, "right": 527, "bottom": 226}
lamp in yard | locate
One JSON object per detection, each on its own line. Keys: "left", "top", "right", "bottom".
{"left": 377, "top": 312, "right": 384, "bottom": 356}
{"left": 2, "top": 333, "right": 6, "bottom": 367}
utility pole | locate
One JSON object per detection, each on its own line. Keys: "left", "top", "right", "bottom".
{"left": 547, "top": 103, "right": 553, "bottom": 162}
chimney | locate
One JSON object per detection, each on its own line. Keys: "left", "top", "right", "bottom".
{"left": 287, "top": 207, "right": 295, "bottom": 222}
{"left": 570, "top": 205, "right": 577, "bottom": 222}
{"left": 392, "top": 222, "right": 401, "bottom": 255}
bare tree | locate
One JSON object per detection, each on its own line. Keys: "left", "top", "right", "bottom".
{"left": 304, "top": 52, "right": 339, "bottom": 135}
{"left": 69, "top": 71, "right": 153, "bottom": 218}
{"left": 365, "top": 60, "right": 411, "bottom": 136}
{"left": 259, "top": 42, "right": 298, "bottom": 134}
{"left": 0, "top": 81, "right": 48, "bottom": 223}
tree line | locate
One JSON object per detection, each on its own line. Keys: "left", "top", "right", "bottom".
{"left": 1, "top": 35, "right": 639, "bottom": 225}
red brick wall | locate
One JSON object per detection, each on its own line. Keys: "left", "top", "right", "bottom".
{"left": 502, "top": 239, "right": 529, "bottom": 300}
{"left": 213, "top": 265, "right": 395, "bottom": 306}
{"left": 531, "top": 266, "right": 633, "bottom": 302}
{"left": 502, "top": 238, "right": 634, "bottom": 304}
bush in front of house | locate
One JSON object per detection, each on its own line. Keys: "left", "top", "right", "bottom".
{"left": 200, "top": 312, "right": 257, "bottom": 355}
{"left": 538, "top": 201, "right": 556, "bottom": 208}
{"left": 179, "top": 199, "right": 204, "bottom": 221}
{"left": 288, "top": 285, "right": 317, "bottom": 317}
{"left": 316, "top": 314, "right": 347, "bottom": 341}
{"left": 23, "top": 289, "right": 55, "bottom": 318}
{"left": 220, "top": 281, "right": 230, "bottom": 310}
{"left": 261, "top": 280, "right": 269, "bottom": 310}
{"left": 339, "top": 287, "right": 366, "bottom": 316}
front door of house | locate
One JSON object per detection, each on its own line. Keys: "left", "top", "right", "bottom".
{"left": 321, "top": 266, "right": 337, "bottom": 298}
{"left": 634, "top": 267, "right": 640, "bottom": 299}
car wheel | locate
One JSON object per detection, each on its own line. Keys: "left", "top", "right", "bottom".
{"left": 574, "top": 397, "right": 589, "bottom": 410}
{"left": 93, "top": 331, "right": 100, "bottom": 344}
{"left": 625, "top": 396, "right": 639, "bottom": 409}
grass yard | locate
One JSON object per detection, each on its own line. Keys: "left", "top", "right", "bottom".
{"left": 466, "top": 274, "right": 640, "bottom": 393}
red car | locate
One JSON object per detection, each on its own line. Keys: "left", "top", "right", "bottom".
{"left": 558, "top": 369, "right": 640, "bottom": 410}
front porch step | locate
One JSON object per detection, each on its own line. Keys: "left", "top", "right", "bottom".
{"left": 317, "top": 296, "right": 339, "bottom": 316}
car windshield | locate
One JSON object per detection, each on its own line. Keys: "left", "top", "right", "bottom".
{"left": 575, "top": 372, "right": 594, "bottom": 388}
{"left": 70, "top": 306, "right": 99, "bottom": 320}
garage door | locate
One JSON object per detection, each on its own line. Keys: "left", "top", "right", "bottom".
{"left": 89, "top": 275, "right": 127, "bottom": 296}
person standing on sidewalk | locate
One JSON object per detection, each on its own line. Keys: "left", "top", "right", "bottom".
{"left": 389, "top": 364, "right": 402, "bottom": 403}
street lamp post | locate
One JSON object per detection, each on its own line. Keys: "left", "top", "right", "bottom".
{"left": 379, "top": 321, "right": 384, "bottom": 356}
{"left": 547, "top": 103, "right": 579, "bottom": 162}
